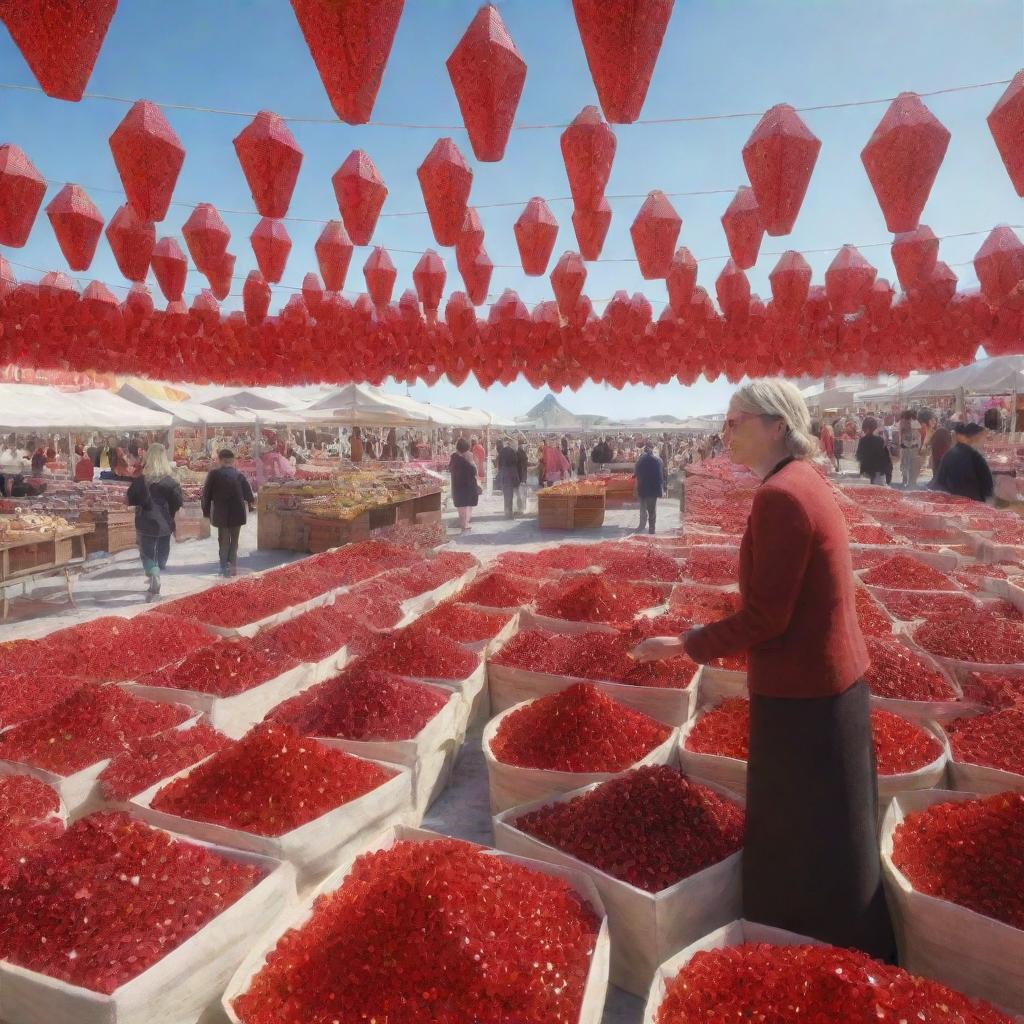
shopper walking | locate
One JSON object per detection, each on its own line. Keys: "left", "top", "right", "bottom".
{"left": 515, "top": 437, "right": 529, "bottom": 514}
{"left": 74, "top": 445, "right": 94, "bottom": 482}
{"left": 634, "top": 441, "right": 664, "bottom": 534}
{"left": 632, "top": 379, "right": 893, "bottom": 959}
{"left": 929, "top": 417, "right": 952, "bottom": 478}
{"left": 898, "top": 410, "right": 922, "bottom": 488}
{"left": 932, "top": 422, "right": 994, "bottom": 502}
{"left": 448, "top": 438, "right": 479, "bottom": 532}
{"left": 855, "top": 417, "right": 892, "bottom": 485}
{"left": 495, "top": 437, "right": 520, "bottom": 519}
{"left": 126, "top": 443, "right": 182, "bottom": 600}
{"left": 201, "top": 449, "right": 256, "bottom": 577}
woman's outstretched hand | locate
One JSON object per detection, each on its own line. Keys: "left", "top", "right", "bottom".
{"left": 630, "top": 635, "right": 684, "bottom": 663}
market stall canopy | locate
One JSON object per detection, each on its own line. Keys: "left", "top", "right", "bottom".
{"left": 906, "top": 356, "right": 1024, "bottom": 399}
{"left": 304, "top": 384, "right": 496, "bottom": 428}
{"left": 116, "top": 385, "right": 250, "bottom": 426}
{"left": 455, "top": 406, "right": 518, "bottom": 429}
{"left": 0, "top": 384, "right": 173, "bottom": 432}
{"left": 854, "top": 374, "right": 930, "bottom": 403}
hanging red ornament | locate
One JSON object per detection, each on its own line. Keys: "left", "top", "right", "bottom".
{"left": 571, "top": 0, "right": 674, "bottom": 124}
{"left": 332, "top": 150, "right": 387, "bottom": 246}
{"left": 861, "top": 92, "right": 951, "bottom": 233}
{"left": 446, "top": 4, "right": 526, "bottom": 162}
{"left": 867, "top": 278, "right": 894, "bottom": 325}
{"left": 232, "top": 110, "right": 303, "bottom": 219}
{"left": 716, "top": 260, "right": 751, "bottom": 319}
{"left": 457, "top": 243, "right": 493, "bottom": 306}
{"left": 250, "top": 218, "right": 291, "bottom": 284}
{"left": 769, "top": 250, "right": 812, "bottom": 316}
{"left": 825, "top": 244, "right": 877, "bottom": 314}
{"left": 0, "top": 145, "right": 46, "bottom": 247}
{"left": 108, "top": 100, "right": 185, "bottom": 223}
{"left": 190, "top": 289, "right": 220, "bottom": 331}
{"left": 364, "top": 247, "right": 397, "bottom": 306}
{"left": 242, "top": 270, "right": 271, "bottom": 326}
{"left": 572, "top": 199, "right": 611, "bottom": 261}
{"left": 974, "top": 226, "right": 1024, "bottom": 306}
{"left": 181, "top": 203, "right": 229, "bottom": 275}
{"left": 46, "top": 184, "right": 103, "bottom": 271}
{"left": 921, "top": 260, "right": 957, "bottom": 305}
{"left": 315, "top": 220, "right": 353, "bottom": 293}
{"left": 0, "top": 255, "right": 15, "bottom": 305}
{"left": 38, "top": 270, "right": 77, "bottom": 305}
{"left": 151, "top": 237, "right": 187, "bottom": 301}
{"left": 891, "top": 225, "right": 939, "bottom": 292}
{"left": 206, "top": 251, "right": 235, "bottom": 302}
{"left": 720, "top": 186, "right": 764, "bottom": 270}
{"left": 301, "top": 272, "right": 324, "bottom": 317}
{"left": 741, "top": 103, "right": 821, "bottom": 236}
{"left": 122, "top": 282, "right": 153, "bottom": 322}
{"left": 988, "top": 70, "right": 1024, "bottom": 197}
{"left": 560, "top": 105, "right": 616, "bottom": 209}
{"left": 289, "top": 0, "right": 404, "bottom": 124}
{"left": 458, "top": 206, "right": 485, "bottom": 256}
{"left": 104, "top": 203, "right": 154, "bottom": 283}
{"left": 514, "top": 197, "right": 559, "bottom": 276}
{"left": 413, "top": 250, "right": 446, "bottom": 313}
{"left": 550, "top": 251, "right": 587, "bottom": 317}
{"left": 630, "top": 190, "right": 681, "bottom": 279}
{"left": 82, "top": 280, "right": 118, "bottom": 320}
{"left": 666, "top": 246, "right": 697, "bottom": 315}
{"left": 417, "top": 138, "right": 473, "bottom": 247}
{"left": 0, "top": 0, "right": 117, "bottom": 102}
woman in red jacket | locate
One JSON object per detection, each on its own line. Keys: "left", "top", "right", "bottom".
{"left": 633, "top": 379, "right": 893, "bottom": 958}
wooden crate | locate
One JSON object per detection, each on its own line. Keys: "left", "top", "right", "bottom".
{"left": 572, "top": 493, "right": 606, "bottom": 529}
{"left": 80, "top": 509, "right": 136, "bottom": 555}
{"left": 537, "top": 494, "right": 575, "bottom": 530}
{"left": 6, "top": 539, "right": 53, "bottom": 575}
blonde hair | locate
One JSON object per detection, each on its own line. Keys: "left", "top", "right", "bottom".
{"left": 143, "top": 442, "right": 174, "bottom": 480}
{"left": 732, "top": 379, "right": 817, "bottom": 459}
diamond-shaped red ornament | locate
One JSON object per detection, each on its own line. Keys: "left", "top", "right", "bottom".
{"left": 104, "top": 203, "right": 154, "bottom": 282}
{"left": 289, "top": 0, "right": 404, "bottom": 125}
{"left": 515, "top": 197, "right": 558, "bottom": 276}
{"left": 191, "top": 289, "right": 220, "bottom": 329}
{"left": 891, "top": 225, "right": 939, "bottom": 293}
{"left": 108, "top": 100, "right": 184, "bottom": 223}
{"left": 242, "top": 270, "right": 271, "bottom": 325}
{"left": 666, "top": 246, "right": 697, "bottom": 315}
{"left": 0, "top": 145, "right": 46, "bottom": 248}
{"left": 150, "top": 237, "right": 187, "bottom": 301}
{"left": 572, "top": 199, "right": 611, "bottom": 261}
{"left": 332, "top": 150, "right": 387, "bottom": 246}
{"left": 46, "top": 184, "right": 103, "bottom": 271}
{"left": 861, "top": 92, "right": 951, "bottom": 233}
{"left": 458, "top": 206, "right": 484, "bottom": 256}
{"left": 630, "top": 190, "right": 680, "bottom": 279}
{"left": 301, "top": 272, "right": 324, "bottom": 317}
{"left": 988, "top": 70, "right": 1024, "bottom": 197}
{"left": 457, "top": 242, "right": 493, "bottom": 305}
{"left": 769, "top": 250, "right": 812, "bottom": 315}
{"left": 571, "top": 0, "right": 674, "bottom": 124}
{"left": 560, "top": 105, "right": 616, "bottom": 209}
{"left": 181, "top": 203, "right": 229, "bottom": 276}
{"left": 315, "top": 220, "right": 353, "bottom": 293}
{"left": 413, "top": 250, "right": 446, "bottom": 312}
{"left": 825, "top": 244, "right": 877, "bottom": 314}
{"left": 250, "top": 217, "right": 291, "bottom": 284}
{"left": 0, "top": 0, "right": 117, "bottom": 102}
{"left": 716, "top": 260, "right": 751, "bottom": 318}
{"left": 446, "top": 4, "right": 526, "bottom": 163}
{"left": 122, "top": 281, "right": 153, "bottom": 321}
{"left": 364, "top": 246, "right": 397, "bottom": 306}
{"left": 417, "top": 137, "right": 473, "bottom": 247}
{"left": 206, "top": 250, "right": 235, "bottom": 302}
{"left": 232, "top": 110, "right": 303, "bottom": 219}
{"left": 721, "top": 186, "right": 764, "bottom": 270}
{"left": 82, "top": 279, "right": 118, "bottom": 320}
{"left": 550, "top": 251, "right": 587, "bottom": 317}
{"left": 974, "top": 225, "right": 1024, "bottom": 306}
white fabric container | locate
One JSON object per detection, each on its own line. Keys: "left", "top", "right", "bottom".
{"left": 202, "top": 590, "right": 337, "bottom": 639}
{"left": 864, "top": 635, "right": 966, "bottom": 723}
{"left": 459, "top": 609, "right": 519, "bottom": 658}
{"left": 221, "top": 824, "right": 610, "bottom": 1024}
{"left": 940, "top": 717, "right": 1024, "bottom": 794}
{"left": 519, "top": 609, "right": 619, "bottom": 636}
{"left": 424, "top": 659, "right": 488, "bottom": 740}
{"left": 397, "top": 565, "right": 481, "bottom": 619}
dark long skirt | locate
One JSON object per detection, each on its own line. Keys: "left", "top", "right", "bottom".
{"left": 743, "top": 679, "right": 895, "bottom": 959}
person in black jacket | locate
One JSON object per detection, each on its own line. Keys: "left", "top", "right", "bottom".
{"left": 855, "top": 417, "right": 892, "bottom": 486}
{"left": 201, "top": 449, "right": 256, "bottom": 577}
{"left": 126, "top": 443, "right": 183, "bottom": 600}
{"left": 933, "top": 423, "right": 994, "bottom": 502}
{"left": 634, "top": 441, "right": 664, "bottom": 534}
{"left": 495, "top": 437, "right": 520, "bottom": 519}
{"left": 515, "top": 438, "right": 530, "bottom": 515}
{"left": 448, "top": 438, "right": 479, "bottom": 532}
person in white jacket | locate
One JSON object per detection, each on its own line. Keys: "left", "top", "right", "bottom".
{"left": 898, "top": 410, "right": 922, "bottom": 489}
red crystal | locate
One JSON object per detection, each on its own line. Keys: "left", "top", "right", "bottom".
{"left": 515, "top": 197, "right": 559, "bottom": 276}
{"left": 849, "top": 524, "right": 896, "bottom": 545}
{"left": 988, "top": 70, "right": 1024, "bottom": 197}
{"left": 863, "top": 636, "right": 955, "bottom": 701}
{"left": 0, "top": 774, "right": 63, "bottom": 882}
{"left": 914, "top": 613, "right": 1024, "bottom": 664}
{"left": 105, "top": 203, "right": 155, "bottom": 282}
{"left": 151, "top": 236, "right": 188, "bottom": 300}
{"left": 46, "top": 184, "right": 103, "bottom": 271}
{"left": 0, "top": 670, "right": 90, "bottom": 728}
{"left": 561, "top": 105, "right": 616, "bottom": 209}
{"left": 680, "top": 548, "right": 739, "bottom": 587}
{"left": 961, "top": 672, "right": 1024, "bottom": 710}
{"left": 181, "top": 203, "right": 230, "bottom": 276}
{"left": 535, "top": 573, "right": 665, "bottom": 624}
{"left": 409, "top": 600, "right": 512, "bottom": 644}
{"left": 417, "top": 137, "right": 473, "bottom": 247}
{"left": 630, "top": 190, "right": 681, "bottom": 280}
{"left": 354, "top": 628, "right": 478, "bottom": 681}
{"left": 459, "top": 570, "right": 541, "bottom": 607}
{"left": 861, "top": 553, "right": 957, "bottom": 591}
{"left": 250, "top": 217, "right": 291, "bottom": 283}
{"left": 333, "top": 150, "right": 387, "bottom": 246}
{"left": 720, "top": 186, "right": 764, "bottom": 270}
{"left": 572, "top": 198, "right": 612, "bottom": 261}
{"left": 869, "top": 587, "right": 975, "bottom": 622}
{"left": 946, "top": 708, "right": 1024, "bottom": 776}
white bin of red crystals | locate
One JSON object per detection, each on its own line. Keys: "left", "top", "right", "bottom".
{"left": 494, "top": 767, "right": 744, "bottom": 996}
{"left": 482, "top": 683, "right": 679, "bottom": 813}
{"left": 222, "top": 825, "right": 610, "bottom": 1024}
{"left": 911, "top": 609, "right": 1024, "bottom": 682}
{"left": 857, "top": 551, "right": 965, "bottom": 589}
{"left": 881, "top": 788, "right": 1024, "bottom": 1015}
{"left": 403, "top": 599, "right": 519, "bottom": 658}
{"left": 0, "top": 813, "right": 296, "bottom": 1024}
{"left": 861, "top": 634, "right": 965, "bottom": 722}
{"left": 942, "top": 709, "right": 1024, "bottom": 794}
{"left": 454, "top": 568, "right": 543, "bottom": 615}
{"left": 528, "top": 573, "right": 672, "bottom": 633}
{"left": 131, "top": 723, "right": 413, "bottom": 886}
{"left": 0, "top": 773, "right": 66, "bottom": 883}
{"left": 382, "top": 552, "right": 481, "bottom": 618}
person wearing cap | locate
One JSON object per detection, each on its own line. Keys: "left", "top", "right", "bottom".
{"left": 201, "top": 448, "right": 256, "bottom": 576}
{"left": 932, "top": 422, "right": 994, "bottom": 502}
{"left": 634, "top": 440, "right": 664, "bottom": 534}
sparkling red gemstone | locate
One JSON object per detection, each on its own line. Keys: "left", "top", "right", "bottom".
{"left": 854, "top": 587, "right": 894, "bottom": 637}
{"left": 863, "top": 636, "right": 956, "bottom": 701}
{"left": 961, "top": 671, "right": 1024, "bottom": 710}
{"left": 354, "top": 627, "right": 479, "bottom": 680}
{"left": 0, "top": 774, "right": 63, "bottom": 882}
{"left": 535, "top": 573, "right": 665, "bottom": 624}
{"left": 861, "top": 554, "right": 959, "bottom": 591}
{"left": 408, "top": 600, "right": 513, "bottom": 644}
{"left": 458, "top": 570, "right": 542, "bottom": 607}
{"left": 946, "top": 708, "right": 1024, "bottom": 776}
{"left": 914, "top": 613, "right": 1024, "bottom": 663}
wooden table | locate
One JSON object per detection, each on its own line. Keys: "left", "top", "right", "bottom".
{"left": 0, "top": 525, "right": 94, "bottom": 621}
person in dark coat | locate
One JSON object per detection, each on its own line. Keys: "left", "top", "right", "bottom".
{"left": 201, "top": 449, "right": 256, "bottom": 577}
{"left": 515, "top": 438, "right": 530, "bottom": 515}
{"left": 634, "top": 441, "right": 664, "bottom": 534}
{"left": 932, "top": 422, "right": 994, "bottom": 502}
{"left": 929, "top": 420, "right": 952, "bottom": 477}
{"left": 495, "top": 437, "right": 520, "bottom": 519}
{"left": 126, "top": 442, "right": 183, "bottom": 600}
{"left": 448, "top": 438, "right": 479, "bottom": 532}
{"left": 854, "top": 416, "right": 892, "bottom": 485}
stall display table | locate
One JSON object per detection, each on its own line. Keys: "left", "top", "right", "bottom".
{"left": 0, "top": 524, "right": 93, "bottom": 620}
{"left": 537, "top": 483, "right": 607, "bottom": 530}
{"left": 79, "top": 508, "right": 136, "bottom": 555}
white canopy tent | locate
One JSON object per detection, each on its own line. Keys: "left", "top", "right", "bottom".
{"left": 116, "top": 385, "right": 250, "bottom": 426}
{"left": 0, "top": 385, "right": 173, "bottom": 432}
{"left": 853, "top": 374, "right": 930, "bottom": 404}
{"left": 304, "top": 384, "right": 506, "bottom": 429}
{"left": 905, "top": 356, "right": 1024, "bottom": 399}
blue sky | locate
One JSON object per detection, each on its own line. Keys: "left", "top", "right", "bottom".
{"left": 0, "top": 0, "right": 1021, "bottom": 417}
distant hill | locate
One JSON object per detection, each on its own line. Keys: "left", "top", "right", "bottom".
{"left": 519, "top": 393, "right": 687, "bottom": 429}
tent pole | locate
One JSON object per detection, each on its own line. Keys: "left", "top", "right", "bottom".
{"left": 68, "top": 432, "right": 73, "bottom": 479}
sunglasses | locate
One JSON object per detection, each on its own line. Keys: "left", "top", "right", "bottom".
{"left": 724, "top": 412, "right": 783, "bottom": 432}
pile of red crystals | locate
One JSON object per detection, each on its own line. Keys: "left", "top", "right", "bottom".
{"left": 0, "top": 687, "right": 190, "bottom": 775}
{"left": 232, "top": 837, "right": 599, "bottom": 1024}
{"left": 137, "top": 637, "right": 299, "bottom": 697}
{"left": 985, "top": 521, "right": 1024, "bottom": 545}
{"left": 490, "top": 628, "right": 568, "bottom": 675}
{"left": 860, "top": 554, "right": 958, "bottom": 591}
{"left": 961, "top": 671, "right": 1024, "bottom": 709}
{"left": 458, "top": 570, "right": 541, "bottom": 607}
{"left": 269, "top": 667, "right": 448, "bottom": 741}
{"left": 685, "top": 697, "right": 750, "bottom": 760}
{"left": 382, "top": 551, "right": 479, "bottom": 598}
{"left": 0, "top": 774, "right": 63, "bottom": 882}
{"left": 896, "top": 526, "right": 962, "bottom": 544}
{"left": 891, "top": 793, "right": 1024, "bottom": 930}
{"left": 946, "top": 708, "right": 1024, "bottom": 775}
{"left": 914, "top": 613, "right": 1024, "bottom": 664}
{"left": 668, "top": 586, "right": 741, "bottom": 624}
{"left": 952, "top": 563, "right": 1020, "bottom": 593}
{"left": 598, "top": 546, "right": 684, "bottom": 582}
{"left": 851, "top": 547, "right": 897, "bottom": 570}
{"left": 493, "top": 551, "right": 559, "bottom": 579}
{"left": 490, "top": 682, "right": 671, "bottom": 772}
{"left": 679, "top": 548, "right": 740, "bottom": 586}
{"left": 854, "top": 587, "right": 893, "bottom": 637}
{"left": 256, "top": 603, "right": 374, "bottom": 663}
{"left": 0, "top": 670, "right": 90, "bottom": 728}
{"left": 307, "top": 540, "right": 421, "bottom": 582}
{"left": 639, "top": 613, "right": 748, "bottom": 672}
{"left": 654, "top": 942, "right": 1013, "bottom": 1024}
{"left": 354, "top": 628, "right": 478, "bottom": 680}
{"left": 98, "top": 723, "right": 230, "bottom": 802}
{"left": 408, "top": 600, "right": 513, "bottom": 643}
{"left": 849, "top": 524, "right": 897, "bottom": 545}
{"left": 160, "top": 577, "right": 308, "bottom": 628}
{"left": 515, "top": 766, "right": 744, "bottom": 892}
{"left": 0, "top": 812, "right": 261, "bottom": 994}
{"left": 336, "top": 578, "right": 407, "bottom": 626}
{"left": 863, "top": 636, "right": 957, "bottom": 701}
{"left": 151, "top": 723, "right": 394, "bottom": 836}
{"left": 870, "top": 588, "right": 977, "bottom": 622}
{"left": 535, "top": 573, "right": 665, "bottom": 623}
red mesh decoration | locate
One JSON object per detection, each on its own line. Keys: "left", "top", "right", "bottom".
{"left": 250, "top": 217, "right": 291, "bottom": 284}
{"left": 825, "top": 244, "right": 877, "bottom": 314}
{"left": 122, "top": 281, "right": 153, "bottom": 322}
{"left": 630, "top": 190, "right": 681, "bottom": 280}
{"left": 416, "top": 137, "right": 473, "bottom": 247}
{"left": 82, "top": 280, "right": 118, "bottom": 319}
{"left": 741, "top": 103, "right": 821, "bottom": 236}
{"left": 716, "top": 260, "right": 751, "bottom": 319}
{"left": 891, "top": 225, "right": 939, "bottom": 292}
{"left": 720, "top": 186, "right": 764, "bottom": 270}
{"left": 45, "top": 184, "right": 103, "bottom": 271}
{"left": 861, "top": 92, "right": 951, "bottom": 233}
{"left": 242, "top": 270, "right": 270, "bottom": 326}
{"left": 0, "top": 144, "right": 46, "bottom": 247}
{"left": 664, "top": 246, "right": 697, "bottom": 315}
{"left": 459, "top": 205, "right": 484, "bottom": 254}
{"left": 572, "top": 198, "right": 611, "bottom": 261}
{"left": 514, "top": 197, "right": 559, "bottom": 276}
{"left": 974, "top": 226, "right": 1024, "bottom": 306}
{"left": 104, "top": 203, "right": 154, "bottom": 282}
{"left": 232, "top": 110, "right": 303, "bottom": 219}
{"left": 315, "top": 220, "right": 353, "bottom": 292}
{"left": 364, "top": 246, "right": 397, "bottom": 306}
{"left": 289, "top": 0, "right": 404, "bottom": 125}
{"left": 206, "top": 250, "right": 235, "bottom": 302}
{"left": 457, "top": 242, "right": 493, "bottom": 306}
{"left": 571, "top": 0, "right": 674, "bottom": 124}
{"left": 297, "top": 272, "right": 322, "bottom": 317}
{"left": 412, "top": 249, "right": 445, "bottom": 313}
{"left": 332, "top": 149, "right": 387, "bottom": 246}
{"left": 769, "top": 250, "right": 812, "bottom": 316}
{"left": 551, "top": 250, "right": 587, "bottom": 316}
{"left": 151, "top": 236, "right": 187, "bottom": 301}
{"left": 191, "top": 289, "right": 220, "bottom": 329}
{"left": 181, "top": 203, "right": 230, "bottom": 276}
{"left": 0, "top": 0, "right": 117, "bottom": 101}
{"left": 988, "top": 71, "right": 1024, "bottom": 197}
{"left": 561, "top": 105, "right": 616, "bottom": 208}
{"left": 108, "top": 100, "right": 184, "bottom": 222}
{"left": 446, "top": 3, "right": 526, "bottom": 163}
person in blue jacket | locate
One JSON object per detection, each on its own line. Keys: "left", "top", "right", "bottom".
{"left": 634, "top": 441, "right": 664, "bottom": 534}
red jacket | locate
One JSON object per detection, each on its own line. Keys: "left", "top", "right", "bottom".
{"left": 685, "top": 459, "right": 868, "bottom": 698}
